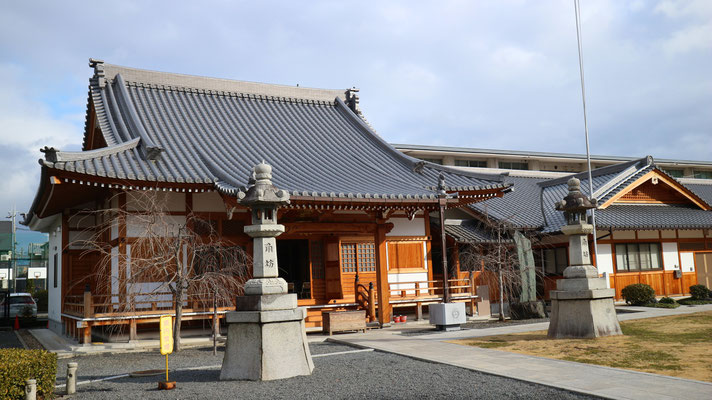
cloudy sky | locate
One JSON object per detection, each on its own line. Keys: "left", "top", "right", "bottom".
{"left": 1, "top": 0, "right": 711, "bottom": 217}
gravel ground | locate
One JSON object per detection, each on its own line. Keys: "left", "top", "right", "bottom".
{"left": 54, "top": 342, "right": 600, "bottom": 400}
{"left": 0, "top": 330, "right": 23, "bottom": 349}
{"left": 18, "top": 329, "right": 45, "bottom": 349}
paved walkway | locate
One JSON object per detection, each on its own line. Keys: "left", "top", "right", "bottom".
{"left": 0, "top": 330, "right": 24, "bottom": 349}
{"left": 330, "top": 305, "right": 712, "bottom": 400}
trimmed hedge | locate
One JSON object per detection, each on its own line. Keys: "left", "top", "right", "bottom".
{"left": 621, "top": 283, "right": 655, "bottom": 306}
{"left": 689, "top": 284, "right": 710, "bottom": 301}
{"left": 0, "top": 349, "right": 57, "bottom": 400}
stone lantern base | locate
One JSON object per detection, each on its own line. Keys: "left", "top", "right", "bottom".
{"left": 220, "top": 293, "right": 314, "bottom": 381}
{"left": 547, "top": 265, "right": 622, "bottom": 339}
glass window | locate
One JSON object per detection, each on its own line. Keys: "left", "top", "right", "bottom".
{"left": 615, "top": 243, "right": 662, "bottom": 272}
{"left": 694, "top": 170, "right": 712, "bottom": 179}
{"left": 455, "top": 159, "right": 487, "bottom": 168}
{"left": 664, "top": 169, "right": 684, "bottom": 178}
{"left": 53, "top": 254, "right": 58, "bottom": 288}
{"left": 498, "top": 161, "right": 528, "bottom": 170}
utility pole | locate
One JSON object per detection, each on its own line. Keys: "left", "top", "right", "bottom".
{"left": 7, "top": 206, "right": 18, "bottom": 293}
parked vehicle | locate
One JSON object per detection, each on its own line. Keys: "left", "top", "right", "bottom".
{"left": 0, "top": 293, "right": 38, "bottom": 318}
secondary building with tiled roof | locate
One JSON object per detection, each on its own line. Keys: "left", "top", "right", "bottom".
{"left": 437, "top": 154, "right": 712, "bottom": 301}
{"left": 25, "top": 60, "right": 511, "bottom": 342}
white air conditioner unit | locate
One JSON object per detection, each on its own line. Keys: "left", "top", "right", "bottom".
{"left": 0, "top": 255, "right": 10, "bottom": 261}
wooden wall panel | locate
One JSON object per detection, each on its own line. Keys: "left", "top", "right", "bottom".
{"left": 67, "top": 250, "right": 101, "bottom": 296}
{"left": 618, "top": 180, "right": 688, "bottom": 204}
{"left": 612, "top": 270, "right": 693, "bottom": 299}
{"left": 387, "top": 242, "right": 424, "bottom": 270}
{"left": 340, "top": 272, "right": 377, "bottom": 298}
{"left": 682, "top": 272, "right": 698, "bottom": 294}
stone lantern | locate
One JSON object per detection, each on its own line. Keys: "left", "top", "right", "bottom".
{"left": 220, "top": 162, "right": 314, "bottom": 381}
{"left": 547, "top": 178, "right": 622, "bottom": 339}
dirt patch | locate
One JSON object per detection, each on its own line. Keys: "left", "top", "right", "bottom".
{"left": 451, "top": 311, "right": 712, "bottom": 382}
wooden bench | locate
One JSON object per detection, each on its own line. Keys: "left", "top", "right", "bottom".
{"left": 322, "top": 310, "right": 366, "bottom": 335}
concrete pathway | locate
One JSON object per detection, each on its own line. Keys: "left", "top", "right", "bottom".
{"left": 330, "top": 304, "right": 712, "bottom": 400}
{"left": 29, "top": 328, "right": 224, "bottom": 358}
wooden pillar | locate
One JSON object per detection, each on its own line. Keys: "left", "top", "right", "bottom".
{"left": 82, "top": 289, "right": 93, "bottom": 344}
{"left": 368, "top": 282, "right": 376, "bottom": 322}
{"left": 129, "top": 319, "right": 138, "bottom": 341}
{"left": 83, "top": 290, "right": 94, "bottom": 318}
{"left": 469, "top": 270, "right": 476, "bottom": 316}
{"left": 82, "top": 325, "right": 92, "bottom": 344}
{"left": 374, "top": 221, "right": 391, "bottom": 326}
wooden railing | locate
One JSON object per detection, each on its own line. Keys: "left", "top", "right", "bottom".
{"left": 64, "top": 290, "right": 235, "bottom": 319}
{"left": 388, "top": 276, "right": 477, "bottom": 301}
{"left": 354, "top": 276, "right": 376, "bottom": 322}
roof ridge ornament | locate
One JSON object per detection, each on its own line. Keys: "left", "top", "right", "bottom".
{"left": 346, "top": 87, "right": 362, "bottom": 115}
{"left": 40, "top": 146, "right": 58, "bottom": 163}
{"left": 89, "top": 58, "right": 106, "bottom": 87}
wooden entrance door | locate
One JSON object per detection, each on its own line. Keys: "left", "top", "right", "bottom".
{"left": 695, "top": 252, "right": 712, "bottom": 288}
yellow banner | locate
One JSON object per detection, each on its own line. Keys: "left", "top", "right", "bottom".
{"left": 159, "top": 315, "right": 173, "bottom": 355}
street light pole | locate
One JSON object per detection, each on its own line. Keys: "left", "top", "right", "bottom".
{"left": 7, "top": 207, "right": 18, "bottom": 293}
{"left": 438, "top": 174, "right": 451, "bottom": 303}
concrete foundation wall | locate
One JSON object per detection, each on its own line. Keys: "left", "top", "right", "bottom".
{"left": 48, "top": 216, "right": 62, "bottom": 324}
{"left": 596, "top": 244, "right": 614, "bottom": 288}
{"left": 386, "top": 218, "right": 425, "bottom": 237}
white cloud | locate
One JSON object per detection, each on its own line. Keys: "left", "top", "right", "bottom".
{"left": 662, "top": 22, "right": 712, "bottom": 55}
{"left": 0, "top": 63, "right": 82, "bottom": 215}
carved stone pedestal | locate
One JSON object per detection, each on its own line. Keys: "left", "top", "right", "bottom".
{"left": 219, "top": 162, "right": 313, "bottom": 381}
{"left": 547, "top": 177, "right": 622, "bottom": 339}
{"left": 548, "top": 266, "right": 622, "bottom": 338}
{"left": 220, "top": 297, "right": 313, "bottom": 381}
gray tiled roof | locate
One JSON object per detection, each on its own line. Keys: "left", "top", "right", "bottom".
{"left": 686, "top": 183, "right": 712, "bottom": 205}
{"left": 596, "top": 204, "right": 712, "bottom": 229}
{"left": 462, "top": 156, "right": 712, "bottom": 235}
{"left": 41, "top": 61, "right": 508, "bottom": 201}
{"left": 470, "top": 175, "right": 548, "bottom": 229}
{"left": 441, "top": 219, "right": 512, "bottom": 243}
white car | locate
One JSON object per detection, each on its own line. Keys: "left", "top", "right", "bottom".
{"left": 1, "top": 293, "right": 38, "bottom": 319}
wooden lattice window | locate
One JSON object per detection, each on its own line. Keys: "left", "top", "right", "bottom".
{"left": 310, "top": 241, "right": 324, "bottom": 280}
{"left": 357, "top": 243, "right": 376, "bottom": 272}
{"left": 341, "top": 242, "right": 376, "bottom": 273}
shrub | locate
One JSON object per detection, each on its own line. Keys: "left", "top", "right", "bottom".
{"left": 679, "top": 298, "right": 712, "bottom": 305}
{"left": 658, "top": 297, "right": 678, "bottom": 305}
{"left": 0, "top": 349, "right": 57, "bottom": 400}
{"left": 34, "top": 290, "right": 48, "bottom": 313}
{"left": 621, "top": 283, "right": 655, "bottom": 306}
{"left": 689, "top": 284, "right": 709, "bottom": 301}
